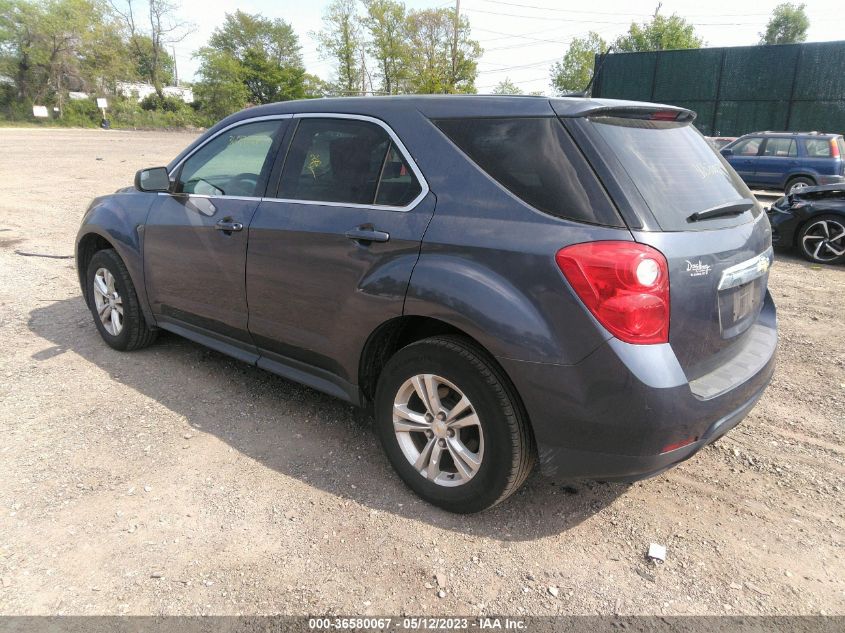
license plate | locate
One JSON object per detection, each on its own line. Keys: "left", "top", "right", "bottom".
{"left": 732, "top": 282, "right": 756, "bottom": 322}
{"left": 718, "top": 278, "right": 763, "bottom": 338}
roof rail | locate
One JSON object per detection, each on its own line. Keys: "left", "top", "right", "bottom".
{"left": 750, "top": 130, "right": 823, "bottom": 136}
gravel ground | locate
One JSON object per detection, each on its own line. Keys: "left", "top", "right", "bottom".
{"left": 0, "top": 127, "right": 843, "bottom": 616}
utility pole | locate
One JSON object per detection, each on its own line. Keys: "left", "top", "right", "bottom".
{"left": 450, "top": 0, "right": 460, "bottom": 92}
{"left": 172, "top": 46, "right": 178, "bottom": 87}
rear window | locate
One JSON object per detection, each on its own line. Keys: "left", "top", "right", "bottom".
{"left": 763, "top": 138, "right": 797, "bottom": 157}
{"left": 434, "top": 117, "right": 621, "bottom": 226}
{"left": 586, "top": 117, "right": 756, "bottom": 231}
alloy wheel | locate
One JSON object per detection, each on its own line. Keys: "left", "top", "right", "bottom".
{"left": 392, "top": 374, "right": 484, "bottom": 487}
{"left": 92, "top": 267, "right": 124, "bottom": 336}
{"left": 789, "top": 181, "right": 811, "bottom": 194}
{"left": 801, "top": 218, "right": 845, "bottom": 263}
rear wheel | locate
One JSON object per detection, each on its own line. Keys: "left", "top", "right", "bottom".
{"left": 798, "top": 214, "right": 845, "bottom": 264}
{"left": 374, "top": 336, "right": 534, "bottom": 513}
{"left": 86, "top": 249, "right": 158, "bottom": 350}
{"left": 785, "top": 176, "right": 815, "bottom": 195}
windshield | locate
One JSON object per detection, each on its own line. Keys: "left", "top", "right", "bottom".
{"left": 587, "top": 116, "right": 758, "bottom": 231}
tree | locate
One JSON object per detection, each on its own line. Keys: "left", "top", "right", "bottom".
{"left": 193, "top": 48, "right": 247, "bottom": 120}
{"left": 316, "top": 0, "right": 365, "bottom": 95}
{"left": 759, "top": 3, "right": 809, "bottom": 45}
{"left": 129, "top": 34, "right": 174, "bottom": 86}
{"left": 198, "top": 10, "right": 306, "bottom": 105}
{"left": 109, "top": 0, "right": 187, "bottom": 96}
{"left": 0, "top": 0, "right": 128, "bottom": 107}
{"left": 302, "top": 73, "right": 331, "bottom": 99}
{"left": 363, "top": 0, "right": 408, "bottom": 94}
{"left": 614, "top": 6, "right": 703, "bottom": 52}
{"left": 550, "top": 31, "right": 606, "bottom": 95}
{"left": 404, "top": 7, "right": 481, "bottom": 94}
{"left": 491, "top": 77, "right": 521, "bottom": 95}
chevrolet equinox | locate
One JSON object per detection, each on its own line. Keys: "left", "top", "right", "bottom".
{"left": 76, "top": 96, "right": 777, "bottom": 513}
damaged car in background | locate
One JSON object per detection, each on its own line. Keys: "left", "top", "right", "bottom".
{"left": 768, "top": 184, "right": 845, "bottom": 264}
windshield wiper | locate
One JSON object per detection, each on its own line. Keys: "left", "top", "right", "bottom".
{"left": 687, "top": 198, "right": 755, "bottom": 222}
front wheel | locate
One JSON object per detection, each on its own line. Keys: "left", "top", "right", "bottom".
{"left": 798, "top": 214, "right": 845, "bottom": 264}
{"left": 86, "top": 249, "right": 158, "bottom": 350}
{"left": 374, "top": 336, "right": 535, "bottom": 513}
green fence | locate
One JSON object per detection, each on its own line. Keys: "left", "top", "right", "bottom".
{"left": 592, "top": 41, "right": 845, "bottom": 137}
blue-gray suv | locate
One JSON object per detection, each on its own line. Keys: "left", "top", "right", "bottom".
{"left": 76, "top": 96, "right": 777, "bottom": 513}
{"left": 721, "top": 131, "right": 845, "bottom": 194}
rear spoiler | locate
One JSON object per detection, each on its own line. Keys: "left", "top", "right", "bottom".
{"left": 550, "top": 99, "right": 695, "bottom": 123}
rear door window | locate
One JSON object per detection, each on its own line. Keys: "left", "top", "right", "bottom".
{"left": 805, "top": 138, "right": 832, "bottom": 157}
{"left": 583, "top": 116, "right": 758, "bottom": 231}
{"left": 278, "top": 118, "right": 422, "bottom": 208}
{"left": 762, "top": 138, "right": 797, "bottom": 157}
{"left": 434, "top": 117, "right": 622, "bottom": 226}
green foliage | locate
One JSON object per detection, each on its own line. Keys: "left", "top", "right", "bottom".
{"left": 491, "top": 77, "right": 521, "bottom": 95}
{"left": 139, "top": 92, "right": 183, "bottom": 112}
{"left": 550, "top": 31, "right": 606, "bottom": 95}
{"left": 0, "top": 0, "right": 128, "bottom": 103}
{"left": 614, "top": 13, "right": 703, "bottom": 52}
{"left": 760, "top": 3, "right": 809, "bottom": 45}
{"left": 404, "top": 7, "right": 481, "bottom": 94}
{"left": 130, "top": 35, "right": 175, "bottom": 86}
{"left": 193, "top": 48, "right": 249, "bottom": 120}
{"left": 61, "top": 97, "right": 101, "bottom": 126}
{"left": 194, "top": 10, "right": 306, "bottom": 119}
{"left": 316, "top": 0, "right": 363, "bottom": 94}
{"left": 302, "top": 73, "right": 331, "bottom": 99}
{"left": 363, "top": 0, "right": 408, "bottom": 94}
{"left": 109, "top": 96, "right": 206, "bottom": 129}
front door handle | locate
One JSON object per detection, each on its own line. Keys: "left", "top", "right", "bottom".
{"left": 215, "top": 219, "right": 244, "bottom": 233}
{"left": 345, "top": 227, "right": 390, "bottom": 243}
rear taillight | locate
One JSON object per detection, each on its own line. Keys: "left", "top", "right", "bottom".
{"left": 831, "top": 139, "right": 840, "bottom": 158}
{"left": 555, "top": 241, "right": 670, "bottom": 345}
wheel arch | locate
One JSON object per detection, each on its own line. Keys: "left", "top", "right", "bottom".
{"left": 357, "top": 316, "right": 527, "bottom": 416}
{"left": 76, "top": 231, "right": 115, "bottom": 305}
{"left": 784, "top": 173, "right": 817, "bottom": 190}
{"left": 76, "top": 226, "right": 155, "bottom": 324}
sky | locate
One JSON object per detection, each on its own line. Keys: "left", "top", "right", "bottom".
{"left": 167, "top": 0, "right": 845, "bottom": 95}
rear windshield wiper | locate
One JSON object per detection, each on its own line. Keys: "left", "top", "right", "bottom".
{"left": 687, "top": 198, "right": 755, "bottom": 222}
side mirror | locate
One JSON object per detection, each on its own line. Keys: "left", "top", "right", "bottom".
{"left": 135, "top": 166, "right": 172, "bottom": 192}
{"left": 720, "top": 148, "right": 733, "bottom": 156}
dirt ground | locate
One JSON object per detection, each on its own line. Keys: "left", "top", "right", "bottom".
{"left": 0, "top": 127, "right": 843, "bottom": 617}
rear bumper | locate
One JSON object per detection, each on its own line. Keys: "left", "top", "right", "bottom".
{"left": 818, "top": 174, "right": 845, "bottom": 186}
{"left": 534, "top": 377, "right": 768, "bottom": 482}
{"left": 499, "top": 294, "right": 777, "bottom": 481}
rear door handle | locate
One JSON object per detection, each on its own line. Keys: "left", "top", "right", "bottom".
{"left": 215, "top": 219, "right": 244, "bottom": 233}
{"left": 345, "top": 227, "right": 390, "bottom": 243}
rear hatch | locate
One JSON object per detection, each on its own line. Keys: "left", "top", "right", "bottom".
{"left": 558, "top": 104, "right": 773, "bottom": 388}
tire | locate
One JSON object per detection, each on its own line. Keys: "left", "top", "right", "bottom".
{"left": 785, "top": 176, "right": 815, "bottom": 195}
{"left": 374, "top": 335, "right": 535, "bottom": 513}
{"left": 797, "top": 214, "right": 845, "bottom": 265}
{"left": 86, "top": 249, "right": 158, "bottom": 351}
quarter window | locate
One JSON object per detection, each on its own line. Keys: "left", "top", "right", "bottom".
{"left": 804, "top": 138, "right": 832, "bottom": 157}
{"left": 177, "top": 119, "right": 284, "bottom": 197}
{"left": 762, "top": 138, "right": 796, "bottom": 157}
{"left": 435, "top": 117, "right": 620, "bottom": 226}
{"left": 279, "top": 118, "right": 422, "bottom": 207}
